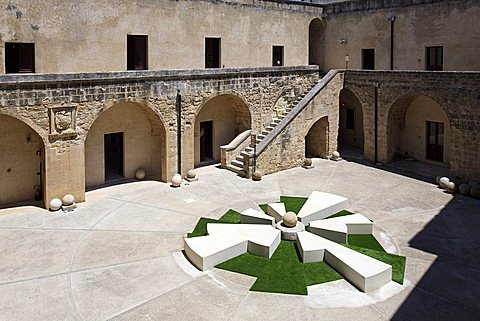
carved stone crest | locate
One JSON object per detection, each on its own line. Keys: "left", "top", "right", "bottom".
{"left": 45, "top": 101, "right": 78, "bottom": 139}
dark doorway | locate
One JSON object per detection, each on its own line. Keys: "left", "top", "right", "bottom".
{"left": 426, "top": 121, "right": 444, "bottom": 162}
{"left": 205, "top": 38, "right": 221, "bottom": 68}
{"left": 426, "top": 46, "right": 443, "bottom": 71}
{"left": 272, "top": 46, "right": 284, "bottom": 66}
{"left": 127, "top": 35, "right": 148, "bottom": 70}
{"left": 200, "top": 121, "right": 213, "bottom": 162}
{"left": 5, "top": 42, "right": 35, "bottom": 73}
{"left": 104, "top": 132, "right": 124, "bottom": 180}
{"left": 362, "top": 49, "right": 375, "bottom": 70}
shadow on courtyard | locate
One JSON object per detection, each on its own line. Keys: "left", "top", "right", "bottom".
{"left": 338, "top": 145, "right": 450, "bottom": 184}
{"left": 391, "top": 194, "right": 480, "bottom": 320}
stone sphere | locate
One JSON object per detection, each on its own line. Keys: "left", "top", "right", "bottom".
{"left": 304, "top": 158, "right": 312, "bottom": 166}
{"left": 444, "top": 181, "right": 456, "bottom": 194}
{"left": 332, "top": 151, "right": 340, "bottom": 159}
{"left": 187, "top": 169, "right": 196, "bottom": 179}
{"left": 62, "top": 194, "right": 75, "bottom": 206}
{"left": 458, "top": 183, "right": 470, "bottom": 196}
{"left": 135, "top": 168, "right": 146, "bottom": 180}
{"left": 50, "top": 198, "right": 62, "bottom": 211}
{"left": 439, "top": 177, "right": 450, "bottom": 189}
{"left": 252, "top": 170, "right": 262, "bottom": 181}
{"left": 171, "top": 174, "right": 182, "bottom": 187}
{"left": 470, "top": 184, "right": 480, "bottom": 199}
{"left": 283, "top": 212, "right": 298, "bottom": 228}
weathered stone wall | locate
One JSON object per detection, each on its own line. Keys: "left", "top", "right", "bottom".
{"left": 323, "top": 0, "right": 480, "bottom": 71}
{"left": 0, "top": 66, "right": 319, "bottom": 206}
{"left": 255, "top": 72, "right": 343, "bottom": 175}
{"left": 344, "top": 70, "right": 480, "bottom": 181}
{"left": 0, "top": 0, "right": 323, "bottom": 73}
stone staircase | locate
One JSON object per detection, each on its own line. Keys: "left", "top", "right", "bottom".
{"left": 226, "top": 83, "right": 317, "bottom": 176}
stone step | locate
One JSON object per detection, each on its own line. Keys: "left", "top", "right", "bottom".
{"left": 257, "top": 134, "right": 265, "bottom": 139}
{"left": 261, "top": 130, "right": 270, "bottom": 136}
{"left": 226, "top": 163, "right": 245, "bottom": 176}
{"left": 230, "top": 159, "right": 244, "bottom": 168}
{"left": 241, "top": 151, "right": 253, "bottom": 158}
{"left": 235, "top": 155, "right": 244, "bottom": 162}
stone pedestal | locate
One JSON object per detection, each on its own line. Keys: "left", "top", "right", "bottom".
{"left": 275, "top": 221, "right": 305, "bottom": 241}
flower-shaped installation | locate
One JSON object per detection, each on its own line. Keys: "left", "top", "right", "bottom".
{"left": 184, "top": 192, "right": 406, "bottom": 295}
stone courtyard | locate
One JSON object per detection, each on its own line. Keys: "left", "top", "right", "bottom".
{"left": 0, "top": 159, "right": 478, "bottom": 321}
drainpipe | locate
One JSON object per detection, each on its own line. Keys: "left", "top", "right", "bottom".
{"left": 389, "top": 16, "right": 395, "bottom": 70}
{"left": 373, "top": 83, "right": 380, "bottom": 164}
{"left": 176, "top": 90, "right": 182, "bottom": 175}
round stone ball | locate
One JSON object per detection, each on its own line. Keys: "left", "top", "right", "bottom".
{"left": 439, "top": 177, "right": 450, "bottom": 189}
{"left": 252, "top": 170, "right": 262, "bottom": 181}
{"left": 458, "top": 183, "right": 470, "bottom": 196}
{"left": 62, "top": 194, "right": 75, "bottom": 206}
{"left": 50, "top": 198, "right": 62, "bottom": 211}
{"left": 444, "top": 181, "right": 456, "bottom": 194}
{"left": 304, "top": 158, "right": 312, "bottom": 166}
{"left": 332, "top": 151, "right": 340, "bottom": 159}
{"left": 283, "top": 212, "right": 298, "bottom": 228}
{"left": 470, "top": 184, "right": 480, "bottom": 199}
{"left": 135, "top": 168, "right": 146, "bottom": 180}
{"left": 187, "top": 169, "right": 196, "bottom": 179}
{"left": 171, "top": 174, "right": 182, "bottom": 187}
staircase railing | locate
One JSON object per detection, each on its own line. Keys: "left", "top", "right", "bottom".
{"left": 220, "top": 129, "right": 252, "bottom": 168}
{"left": 254, "top": 69, "right": 339, "bottom": 157}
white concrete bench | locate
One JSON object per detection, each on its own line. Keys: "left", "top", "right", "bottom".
{"left": 267, "top": 202, "right": 286, "bottom": 222}
{"left": 207, "top": 223, "right": 281, "bottom": 258}
{"left": 296, "top": 231, "right": 392, "bottom": 292}
{"left": 240, "top": 208, "right": 275, "bottom": 225}
{"left": 184, "top": 232, "right": 248, "bottom": 271}
{"left": 297, "top": 191, "right": 348, "bottom": 225}
{"left": 308, "top": 213, "right": 373, "bottom": 243}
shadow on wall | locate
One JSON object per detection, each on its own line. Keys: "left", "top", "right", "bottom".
{"left": 392, "top": 194, "right": 480, "bottom": 320}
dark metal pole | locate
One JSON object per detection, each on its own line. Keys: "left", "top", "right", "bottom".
{"left": 374, "top": 83, "right": 380, "bottom": 164}
{"left": 176, "top": 90, "right": 182, "bottom": 175}
{"left": 390, "top": 16, "right": 395, "bottom": 70}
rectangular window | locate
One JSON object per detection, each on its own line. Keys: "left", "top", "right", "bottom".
{"left": 205, "top": 38, "right": 221, "bottom": 68}
{"left": 362, "top": 49, "right": 375, "bottom": 70}
{"left": 127, "top": 35, "right": 148, "bottom": 70}
{"left": 272, "top": 46, "right": 284, "bottom": 66}
{"left": 346, "top": 108, "right": 355, "bottom": 130}
{"left": 426, "top": 46, "right": 443, "bottom": 71}
{"left": 5, "top": 42, "right": 35, "bottom": 73}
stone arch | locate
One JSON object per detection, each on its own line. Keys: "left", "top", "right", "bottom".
{"left": 338, "top": 88, "right": 364, "bottom": 150}
{"left": 0, "top": 109, "right": 48, "bottom": 146}
{"left": 305, "top": 116, "right": 329, "bottom": 158}
{"left": 386, "top": 93, "right": 451, "bottom": 165}
{"left": 84, "top": 100, "right": 168, "bottom": 187}
{"left": 194, "top": 93, "right": 252, "bottom": 167}
{"left": 0, "top": 113, "right": 46, "bottom": 206}
{"left": 308, "top": 18, "right": 326, "bottom": 70}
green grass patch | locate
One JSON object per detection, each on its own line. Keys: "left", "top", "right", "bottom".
{"left": 216, "top": 240, "right": 342, "bottom": 295}
{"left": 186, "top": 209, "right": 240, "bottom": 238}
{"left": 280, "top": 196, "right": 308, "bottom": 214}
{"left": 347, "top": 234, "right": 386, "bottom": 252}
{"left": 326, "top": 210, "right": 355, "bottom": 219}
{"left": 258, "top": 203, "right": 268, "bottom": 213}
{"left": 343, "top": 244, "right": 406, "bottom": 284}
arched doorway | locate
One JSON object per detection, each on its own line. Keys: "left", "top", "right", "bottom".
{"left": 387, "top": 94, "right": 450, "bottom": 165}
{"left": 338, "top": 88, "right": 364, "bottom": 158}
{"left": 305, "top": 116, "right": 329, "bottom": 158}
{"left": 0, "top": 114, "right": 45, "bottom": 205}
{"left": 308, "top": 18, "right": 325, "bottom": 70}
{"left": 85, "top": 101, "right": 167, "bottom": 188}
{"left": 194, "top": 94, "right": 251, "bottom": 167}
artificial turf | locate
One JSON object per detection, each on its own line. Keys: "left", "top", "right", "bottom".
{"left": 186, "top": 209, "right": 241, "bottom": 238}
{"left": 216, "top": 240, "right": 342, "bottom": 295}
{"left": 187, "top": 202, "right": 407, "bottom": 293}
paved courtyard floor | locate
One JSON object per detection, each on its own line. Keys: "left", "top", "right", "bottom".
{"left": 0, "top": 158, "right": 479, "bottom": 321}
